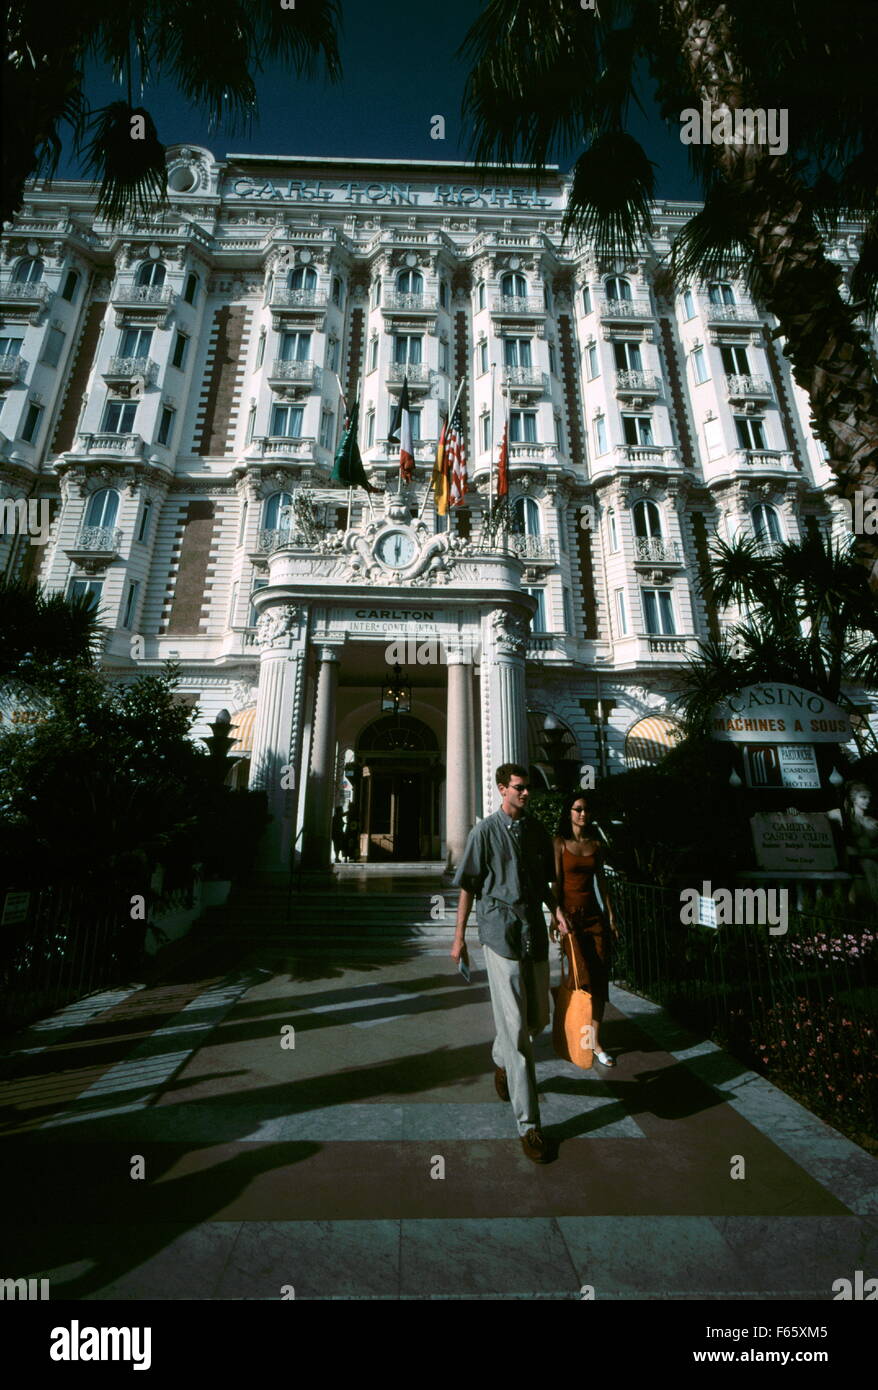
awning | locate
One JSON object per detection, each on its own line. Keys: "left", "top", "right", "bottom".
{"left": 624, "top": 715, "right": 682, "bottom": 768}
{"left": 229, "top": 705, "right": 256, "bottom": 755}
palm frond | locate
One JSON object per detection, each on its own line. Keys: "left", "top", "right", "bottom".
{"left": 562, "top": 131, "right": 655, "bottom": 257}
{"left": 79, "top": 101, "right": 167, "bottom": 224}
{"left": 668, "top": 181, "right": 755, "bottom": 289}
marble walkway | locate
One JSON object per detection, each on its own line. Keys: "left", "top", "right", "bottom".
{"left": 0, "top": 938, "right": 875, "bottom": 1300}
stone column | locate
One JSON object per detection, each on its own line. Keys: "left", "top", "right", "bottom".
{"left": 480, "top": 606, "right": 529, "bottom": 812}
{"left": 445, "top": 655, "right": 475, "bottom": 868}
{"left": 303, "top": 643, "right": 341, "bottom": 869}
{"left": 249, "top": 603, "right": 307, "bottom": 871}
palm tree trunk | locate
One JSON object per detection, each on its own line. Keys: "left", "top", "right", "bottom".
{"left": 671, "top": 1, "right": 878, "bottom": 594}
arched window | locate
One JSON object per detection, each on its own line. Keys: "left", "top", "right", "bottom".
{"left": 137, "top": 260, "right": 166, "bottom": 288}
{"left": 14, "top": 258, "right": 43, "bottom": 284}
{"left": 512, "top": 497, "right": 541, "bottom": 536}
{"left": 708, "top": 281, "right": 735, "bottom": 305}
{"left": 264, "top": 491, "right": 293, "bottom": 529}
{"left": 633, "top": 499, "right": 663, "bottom": 540}
{"left": 500, "top": 271, "right": 527, "bottom": 298}
{"left": 752, "top": 503, "right": 782, "bottom": 545}
{"left": 85, "top": 488, "right": 119, "bottom": 530}
{"left": 288, "top": 265, "right": 317, "bottom": 292}
{"left": 396, "top": 269, "right": 423, "bottom": 295}
{"left": 605, "top": 275, "right": 632, "bottom": 302}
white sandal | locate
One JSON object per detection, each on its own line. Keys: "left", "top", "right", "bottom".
{"left": 595, "top": 1050, "right": 616, "bottom": 1066}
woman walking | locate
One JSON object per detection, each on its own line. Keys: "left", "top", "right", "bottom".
{"left": 552, "top": 791, "right": 619, "bottom": 1065}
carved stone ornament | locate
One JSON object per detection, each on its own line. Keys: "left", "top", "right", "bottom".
{"left": 255, "top": 604, "right": 302, "bottom": 648}
{"left": 491, "top": 608, "right": 527, "bottom": 656}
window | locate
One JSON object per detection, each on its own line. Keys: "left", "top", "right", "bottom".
{"left": 249, "top": 579, "right": 268, "bottom": 627}
{"left": 615, "top": 588, "right": 629, "bottom": 635}
{"left": 512, "top": 497, "right": 540, "bottom": 535}
{"left": 14, "top": 258, "right": 43, "bottom": 284}
{"left": 509, "top": 410, "right": 537, "bottom": 443}
{"left": 581, "top": 286, "right": 592, "bottom": 315}
{"left": 525, "top": 587, "right": 547, "bottom": 631}
{"left": 606, "top": 276, "right": 632, "bottom": 302}
{"left": 138, "top": 499, "right": 152, "bottom": 543}
{"left": 481, "top": 414, "right": 491, "bottom": 451}
{"left": 623, "top": 415, "right": 654, "bottom": 446}
{"left": 270, "top": 404, "right": 303, "bottom": 438}
{"left": 237, "top": 500, "right": 248, "bottom": 546}
{"left": 40, "top": 326, "right": 66, "bottom": 368}
{"left": 394, "top": 334, "right": 422, "bottom": 365}
{"left": 642, "top": 589, "right": 676, "bottom": 634}
{"left": 735, "top": 416, "right": 766, "bottom": 450}
{"left": 101, "top": 399, "right": 137, "bottom": 433}
{"left": 691, "top": 346, "right": 709, "bottom": 384}
{"left": 367, "top": 411, "right": 375, "bottom": 448}
{"left": 369, "top": 336, "right": 378, "bottom": 372}
{"left": 721, "top": 344, "right": 750, "bottom": 375}
{"left": 752, "top": 504, "right": 782, "bottom": 544}
{"left": 607, "top": 509, "right": 619, "bottom": 551}
{"left": 704, "top": 416, "right": 725, "bottom": 461}
{"left": 500, "top": 272, "right": 527, "bottom": 298}
{"left": 633, "top": 498, "right": 663, "bottom": 539}
{"left": 119, "top": 326, "right": 152, "bottom": 359}
{"left": 396, "top": 269, "right": 423, "bottom": 295}
{"left": 136, "top": 260, "right": 166, "bottom": 288}
{"left": 594, "top": 415, "right": 608, "bottom": 455}
{"left": 614, "top": 341, "right": 643, "bottom": 372}
{"left": 256, "top": 331, "right": 265, "bottom": 368}
{"left": 289, "top": 265, "right": 317, "bottom": 292}
{"left": 548, "top": 343, "right": 557, "bottom": 376}
{"left": 555, "top": 414, "right": 565, "bottom": 450}
{"left": 157, "top": 405, "right": 176, "bottom": 446}
{"left": 228, "top": 581, "right": 239, "bottom": 625}
{"left": 563, "top": 587, "right": 573, "bottom": 633}
{"left": 0, "top": 335, "right": 23, "bottom": 358}
{"left": 245, "top": 405, "right": 256, "bottom": 444}
{"left": 331, "top": 276, "right": 342, "bottom": 306}
{"left": 439, "top": 341, "right": 449, "bottom": 374}
{"left": 682, "top": 289, "right": 695, "bottom": 319}
{"left": 708, "top": 281, "right": 735, "bottom": 305}
{"left": 278, "top": 330, "right": 311, "bottom": 362}
{"left": 504, "top": 337, "right": 532, "bottom": 369}
{"left": 478, "top": 340, "right": 488, "bottom": 375}
{"left": 21, "top": 402, "right": 42, "bottom": 443}
{"left": 171, "top": 331, "right": 188, "bottom": 369}
{"left": 543, "top": 282, "right": 552, "bottom": 311}
{"left": 409, "top": 408, "right": 422, "bottom": 442}
{"left": 371, "top": 278, "right": 382, "bottom": 307}
{"left": 327, "top": 338, "right": 340, "bottom": 373}
{"left": 320, "top": 410, "right": 334, "bottom": 450}
{"left": 183, "top": 273, "right": 198, "bottom": 305}
{"left": 586, "top": 343, "right": 600, "bottom": 379}
{"left": 439, "top": 280, "right": 449, "bottom": 309}
{"left": 122, "top": 580, "right": 140, "bottom": 629}
{"left": 85, "top": 488, "right": 119, "bottom": 528}
{"left": 264, "top": 492, "right": 293, "bottom": 529}
{"left": 477, "top": 281, "right": 486, "bottom": 311}
{"left": 69, "top": 577, "right": 102, "bottom": 609}
{"left": 61, "top": 270, "right": 79, "bottom": 302}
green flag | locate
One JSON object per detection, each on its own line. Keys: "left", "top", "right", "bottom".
{"left": 332, "top": 400, "right": 380, "bottom": 492}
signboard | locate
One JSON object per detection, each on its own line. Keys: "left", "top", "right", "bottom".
{"left": 224, "top": 177, "right": 558, "bottom": 211}
{"left": 750, "top": 811, "right": 838, "bottom": 871}
{"left": 0, "top": 682, "right": 50, "bottom": 728}
{"left": 711, "top": 685, "right": 852, "bottom": 743}
{"left": 2, "top": 890, "right": 31, "bottom": 925}
{"left": 743, "top": 743, "right": 821, "bottom": 790}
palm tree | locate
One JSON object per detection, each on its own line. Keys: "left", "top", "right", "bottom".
{"left": 676, "top": 531, "right": 878, "bottom": 748}
{"left": 458, "top": 0, "right": 878, "bottom": 591}
{"left": 0, "top": 576, "right": 104, "bottom": 682}
{"left": 3, "top": 0, "right": 342, "bottom": 224}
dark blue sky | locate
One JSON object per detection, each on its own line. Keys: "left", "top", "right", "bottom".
{"left": 59, "top": 0, "right": 698, "bottom": 200}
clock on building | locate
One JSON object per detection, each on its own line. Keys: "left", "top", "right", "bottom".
{"left": 375, "top": 529, "right": 416, "bottom": 569}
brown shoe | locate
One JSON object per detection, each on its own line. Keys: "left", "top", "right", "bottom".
{"left": 520, "top": 1127, "right": 551, "bottom": 1163}
{"left": 494, "top": 1066, "right": 510, "bottom": 1102}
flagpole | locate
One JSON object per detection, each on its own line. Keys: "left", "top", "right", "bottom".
{"left": 489, "top": 362, "right": 496, "bottom": 525}
{"left": 420, "top": 376, "right": 463, "bottom": 522}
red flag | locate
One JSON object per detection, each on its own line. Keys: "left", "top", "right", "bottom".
{"left": 496, "top": 418, "right": 509, "bottom": 497}
{"left": 446, "top": 402, "right": 468, "bottom": 507}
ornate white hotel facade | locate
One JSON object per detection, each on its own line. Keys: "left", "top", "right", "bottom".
{"left": 1, "top": 147, "right": 874, "bottom": 869}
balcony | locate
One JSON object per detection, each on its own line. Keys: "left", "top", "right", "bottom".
{"left": 526, "top": 633, "right": 575, "bottom": 660}
{"left": 0, "top": 354, "right": 26, "bottom": 384}
{"left": 502, "top": 367, "right": 548, "bottom": 400}
{"left": 736, "top": 448, "right": 795, "bottom": 471}
{"left": 266, "top": 359, "right": 323, "bottom": 393}
{"left": 633, "top": 537, "right": 683, "bottom": 565}
{"left": 599, "top": 296, "right": 653, "bottom": 322}
{"left": 508, "top": 534, "right": 556, "bottom": 562}
{"left": 70, "top": 432, "right": 145, "bottom": 459}
{"left": 387, "top": 362, "right": 431, "bottom": 390}
{"left": 615, "top": 369, "right": 662, "bottom": 399}
{"left": 726, "top": 373, "right": 772, "bottom": 401}
{"left": 382, "top": 292, "right": 439, "bottom": 313}
{"left": 491, "top": 294, "right": 544, "bottom": 316}
{"left": 268, "top": 286, "right": 328, "bottom": 312}
{"left": 111, "top": 283, "right": 176, "bottom": 314}
{"left": 644, "top": 635, "right": 695, "bottom": 656}
{"left": 0, "top": 279, "right": 52, "bottom": 321}
{"left": 246, "top": 437, "right": 330, "bottom": 475}
{"left": 64, "top": 524, "right": 123, "bottom": 572}
{"left": 703, "top": 298, "right": 761, "bottom": 324}
{"left": 613, "top": 444, "right": 680, "bottom": 468}
{"left": 102, "top": 355, "right": 158, "bottom": 388}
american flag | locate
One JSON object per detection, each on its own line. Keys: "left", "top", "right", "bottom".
{"left": 446, "top": 403, "right": 468, "bottom": 507}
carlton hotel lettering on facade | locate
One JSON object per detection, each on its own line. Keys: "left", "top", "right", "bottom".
{"left": 1, "top": 146, "right": 874, "bottom": 869}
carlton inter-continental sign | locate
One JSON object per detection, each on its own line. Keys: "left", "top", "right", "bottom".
{"left": 710, "top": 685, "right": 853, "bottom": 743}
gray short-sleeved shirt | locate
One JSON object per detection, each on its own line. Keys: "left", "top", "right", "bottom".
{"left": 452, "top": 808, "right": 555, "bottom": 961}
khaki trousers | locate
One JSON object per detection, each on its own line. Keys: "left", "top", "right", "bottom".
{"left": 483, "top": 943, "right": 550, "bottom": 1136}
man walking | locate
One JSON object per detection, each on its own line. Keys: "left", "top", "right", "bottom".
{"left": 451, "top": 764, "right": 569, "bottom": 1163}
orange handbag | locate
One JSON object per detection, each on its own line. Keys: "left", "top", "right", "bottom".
{"left": 552, "top": 937, "right": 594, "bottom": 1069}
